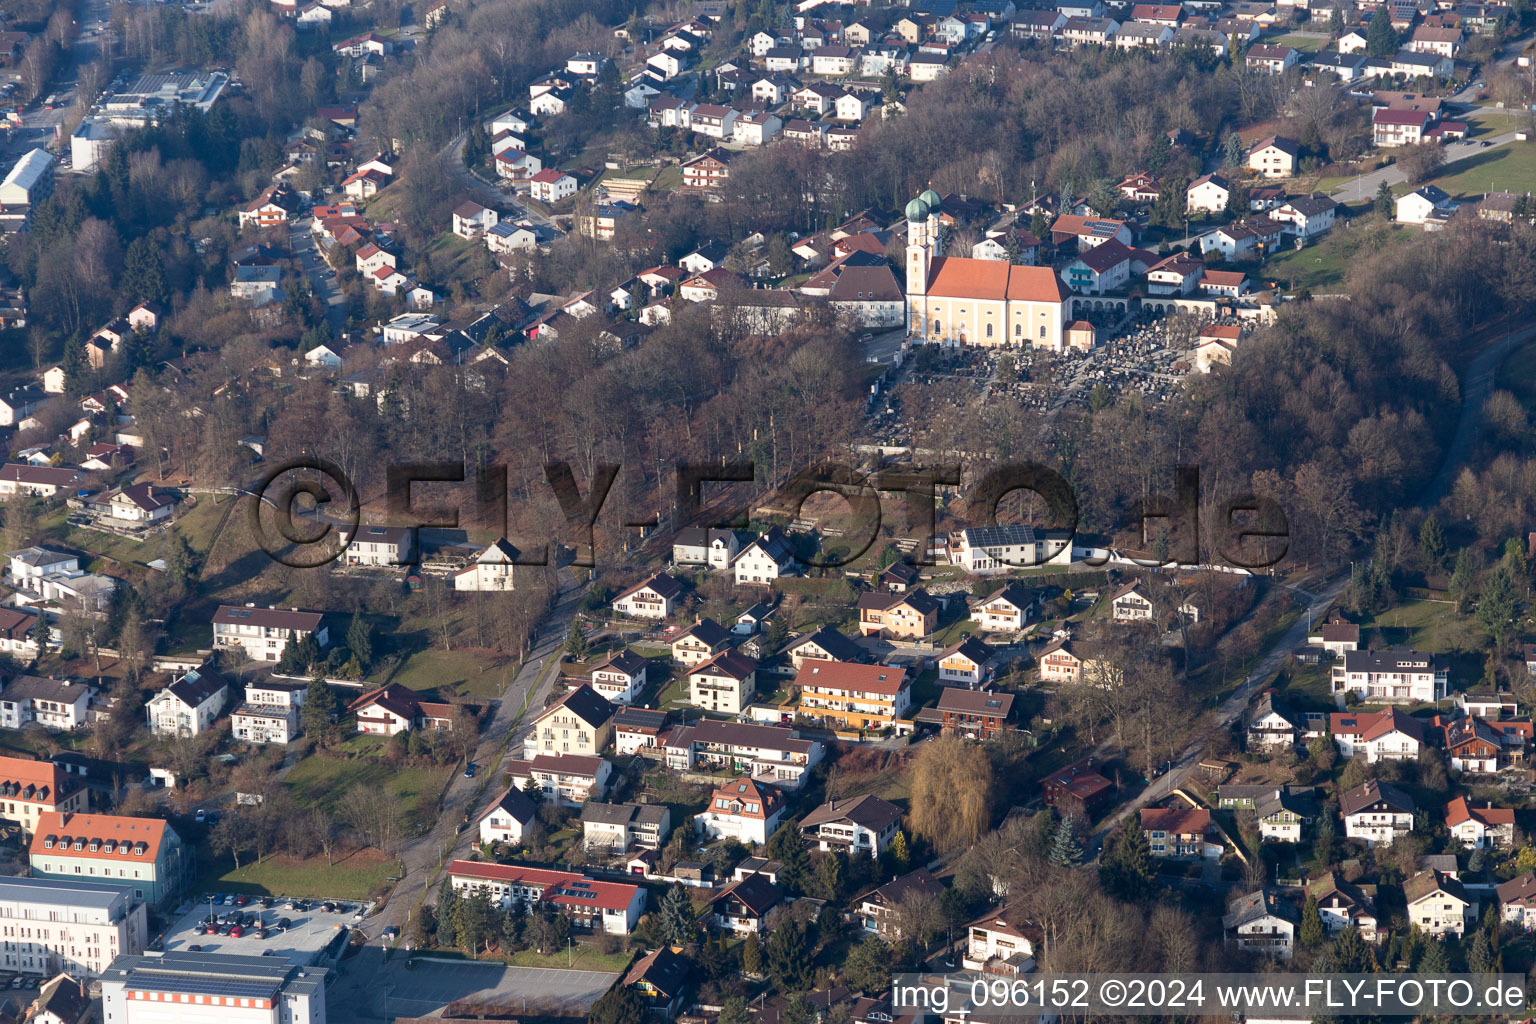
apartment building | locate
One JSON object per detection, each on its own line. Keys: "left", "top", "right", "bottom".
{"left": 792, "top": 659, "right": 911, "bottom": 732}
{"left": 0, "top": 758, "right": 87, "bottom": 837}
{"left": 100, "top": 951, "right": 327, "bottom": 1024}
{"left": 211, "top": 606, "right": 328, "bottom": 662}
{"left": 29, "top": 812, "right": 185, "bottom": 905}
{"left": 0, "top": 875, "right": 147, "bottom": 978}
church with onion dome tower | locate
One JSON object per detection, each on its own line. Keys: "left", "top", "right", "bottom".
{"left": 904, "top": 190, "right": 1071, "bottom": 352}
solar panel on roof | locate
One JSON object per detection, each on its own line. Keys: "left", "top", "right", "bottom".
{"left": 125, "top": 973, "right": 280, "bottom": 1001}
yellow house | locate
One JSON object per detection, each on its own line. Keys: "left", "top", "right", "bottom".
{"left": 793, "top": 659, "right": 911, "bottom": 732}
{"left": 531, "top": 684, "right": 615, "bottom": 756}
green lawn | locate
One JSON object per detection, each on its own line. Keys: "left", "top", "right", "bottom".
{"left": 651, "top": 164, "right": 682, "bottom": 193}
{"left": 1260, "top": 222, "right": 1413, "bottom": 292}
{"left": 39, "top": 497, "right": 226, "bottom": 577}
{"left": 284, "top": 754, "right": 451, "bottom": 828}
{"left": 1428, "top": 142, "right": 1536, "bottom": 200}
{"left": 1263, "top": 32, "right": 1328, "bottom": 51}
{"left": 505, "top": 947, "right": 635, "bottom": 971}
{"left": 189, "top": 847, "right": 401, "bottom": 901}
{"left": 382, "top": 648, "right": 516, "bottom": 699}
{"left": 1359, "top": 597, "right": 1481, "bottom": 652}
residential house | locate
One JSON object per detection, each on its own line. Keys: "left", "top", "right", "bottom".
{"left": 1498, "top": 872, "right": 1536, "bottom": 930}
{"left": 694, "top": 776, "right": 785, "bottom": 844}
{"left": 1040, "top": 756, "right": 1114, "bottom": 820}
{"left": 733, "top": 528, "right": 797, "bottom": 585}
{"left": 451, "top": 201, "right": 498, "bottom": 239}
{"left": 212, "top": 605, "right": 326, "bottom": 662}
{"left": 962, "top": 904, "right": 1040, "bottom": 971}
{"left": 681, "top": 149, "right": 733, "bottom": 192}
{"left": 230, "top": 680, "right": 305, "bottom": 745}
{"left": 663, "top": 719, "right": 824, "bottom": 788}
{"left": 611, "top": 706, "right": 671, "bottom": 755}
{"left": 528, "top": 170, "right": 577, "bottom": 204}
{"left": 587, "top": 650, "right": 648, "bottom": 705}
{"left": 1247, "top": 135, "right": 1300, "bottom": 178}
{"left": 505, "top": 754, "right": 612, "bottom": 805}
{"left": 1308, "top": 615, "right": 1360, "bottom": 656}
{"left": 1309, "top": 872, "right": 1379, "bottom": 940}
{"left": 710, "top": 871, "right": 781, "bottom": 935}
{"left": 793, "top": 660, "right": 911, "bottom": 733}
{"left": 1340, "top": 778, "right": 1415, "bottom": 845}
{"left": 1247, "top": 691, "right": 1298, "bottom": 751}
{"left": 1330, "top": 708, "right": 1424, "bottom": 763}
{"left": 624, "top": 946, "right": 691, "bottom": 1017}
{"left": 612, "top": 573, "right": 684, "bottom": 618}
{"left": 1254, "top": 786, "right": 1309, "bottom": 842}
{"left": 1140, "top": 805, "right": 1218, "bottom": 857}
{"left": 1331, "top": 647, "right": 1447, "bottom": 703}
{"left": 1245, "top": 43, "right": 1298, "bottom": 73}
{"left": 854, "top": 870, "right": 945, "bottom": 940}
{"left": 347, "top": 683, "right": 460, "bottom": 736}
{"left": 972, "top": 582, "right": 1035, "bottom": 631}
{"left": 937, "top": 636, "right": 995, "bottom": 686}
{"left": 672, "top": 618, "right": 733, "bottom": 666}
{"left": 1271, "top": 194, "right": 1338, "bottom": 239}
{"left": 783, "top": 627, "right": 865, "bottom": 671}
{"left": 1373, "top": 107, "right": 1432, "bottom": 146}
{"left": 688, "top": 650, "right": 758, "bottom": 715}
{"left": 1223, "top": 889, "right": 1297, "bottom": 959}
{"left": 144, "top": 669, "right": 228, "bottom": 738}
{"left": 581, "top": 802, "right": 673, "bottom": 853}
{"left": 1146, "top": 252, "right": 1205, "bottom": 295}
{"left": 1441, "top": 715, "right": 1502, "bottom": 773}
{"left": 1396, "top": 185, "right": 1454, "bottom": 226}
{"left": 529, "top": 685, "right": 615, "bottom": 757}
{"left": 0, "top": 677, "right": 92, "bottom": 732}
{"left": 928, "top": 688, "right": 1015, "bottom": 740}
{"left": 672, "top": 527, "right": 744, "bottom": 569}
{"left": 1108, "top": 580, "right": 1156, "bottom": 621}
{"left": 857, "top": 588, "right": 939, "bottom": 639}
{"left": 800, "top": 794, "right": 902, "bottom": 857}
{"left": 0, "top": 466, "right": 83, "bottom": 499}
{"left": 1404, "top": 868, "right": 1470, "bottom": 938}
{"left": 452, "top": 538, "right": 521, "bottom": 591}
{"left": 1445, "top": 796, "right": 1515, "bottom": 849}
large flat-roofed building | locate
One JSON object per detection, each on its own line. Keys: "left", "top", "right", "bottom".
{"left": 0, "top": 875, "right": 148, "bottom": 977}
{"left": 100, "top": 951, "right": 327, "bottom": 1024}
{"left": 71, "top": 120, "right": 120, "bottom": 172}
{"left": 0, "top": 149, "right": 54, "bottom": 228}
{"left": 97, "top": 71, "right": 230, "bottom": 127}
{"left": 30, "top": 812, "right": 186, "bottom": 905}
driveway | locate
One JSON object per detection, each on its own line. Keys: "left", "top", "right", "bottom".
{"left": 293, "top": 218, "right": 347, "bottom": 335}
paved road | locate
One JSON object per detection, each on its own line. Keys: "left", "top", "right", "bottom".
{"left": 444, "top": 132, "right": 557, "bottom": 230}
{"left": 1329, "top": 128, "right": 1525, "bottom": 203}
{"left": 355, "top": 569, "right": 581, "bottom": 946}
{"left": 292, "top": 217, "right": 348, "bottom": 336}
{"left": 1088, "top": 574, "right": 1349, "bottom": 856}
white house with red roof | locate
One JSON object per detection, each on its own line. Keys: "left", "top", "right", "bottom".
{"left": 695, "top": 776, "right": 785, "bottom": 844}
{"left": 447, "top": 860, "right": 646, "bottom": 933}
{"left": 529, "top": 169, "right": 577, "bottom": 203}
{"left": 1445, "top": 796, "right": 1516, "bottom": 849}
{"left": 1329, "top": 708, "right": 1424, "bottom": 763}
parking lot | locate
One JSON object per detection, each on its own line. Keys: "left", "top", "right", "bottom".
{"left": 326, "top": 949, "right": 621, "bottom": 1023}
{"left": 160, "top": 894, "right": 374, "bottom": 965}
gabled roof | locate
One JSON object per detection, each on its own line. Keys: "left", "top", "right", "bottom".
{"left": 785, "top": 626, "right": 864, "bottom": 662}
{"left": 1445, "top": 795, "right": 1515, "bottom": 828}
{"left": 979, "top": 580, "right": 1034, "bottom": 611}
{"left": 479, "top": 786, "right": 537, "bottom": 826}
{"left": 1339, "top": 778, "right": 1414, "bottom": 817}
{"left": 615, "top": 572, "right": 684, "bottom": 603}
{"left": 1497, "top": 871, "right": 1536, "bottom": 906}
{"left": 801, "top": 793, "right": 902, "bottom": 832}
{"left": 1222, "top": 888, "right": 1297, "bottom": 929}
{"left": 1140, "top": 805, "right": 1210, "bottom": 835}
{"left": 1404, "top": 868, "right": 1467, "bottom": 907}
{"left": 538, "top": 684, "right": 616, "bottom": 730}
{"left": 675, "top": 617, "right": 731, "bottom": 648}
{"left": 794, "top": 659, "right": 908, "bottom": 695}
{"left": 164, "top": 668, "right": 229, "bottom": 710}
{"left": 593, "top": 649, "right": 648, "bottom": 677}
{"left": 690, "top": 649, "right": 758, "bottom": 681}
{"left": 925, "top": 258, "right": 1069, "bottom": 303}
{"left": 713, "top": 870, "right": 781, "bottom": 916}
{"left": 939, "top": 635, "right": 993, "bottom": 667}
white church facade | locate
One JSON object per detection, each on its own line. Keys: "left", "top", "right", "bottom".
{"left": 904, "top": 190, "right": 1071, "bottom": 352}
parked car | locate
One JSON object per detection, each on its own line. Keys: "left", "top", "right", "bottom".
{"left": 188, "top": 945, "right": 203, "bottom": 953}
{"left": 463, "top": 763, "right": 477, "bottom": 778}
{"left": 230, "top": 925, "right": 244, "bottom": 938}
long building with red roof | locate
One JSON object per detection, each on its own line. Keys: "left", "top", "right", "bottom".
{"left": 447, "top": 860, "right": 647, "bottom": 934}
